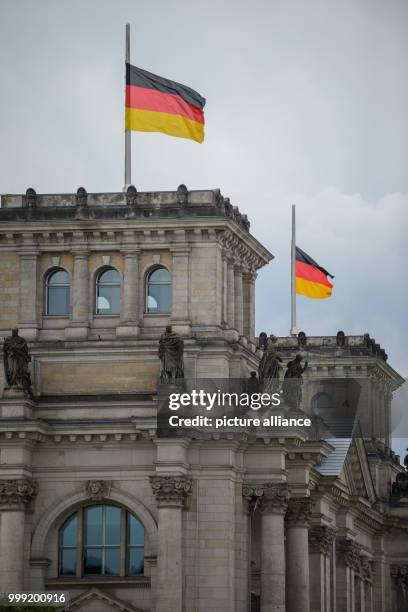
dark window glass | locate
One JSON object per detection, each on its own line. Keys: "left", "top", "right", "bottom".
{"left": 46, "top": 269, "right": 70, "bottom": 315}
{"left": 60, "top": 549, "right": 77, "bottom": 576}
{"left": 96, "top": 268, "right": 120, "bottom": 315}
{"left": 127, "top": 512, "right": 144, "bottom": 575}
{"left": 84, "top": 548, "right": 102, "bottom": 574}
{"left": 84, "top": 506, "right": 103, "bottom": 546}
{"left": 61, "top": 514, "right": 77, "bottom": 546}
{"left": 105, "top": 506, "right": 121, "bottom": 545}
{"left": 59, "top": 514, "right": 77, "bottom": 575}
{"left": 105, "top": 548, "right": 121, "bottom": 575}
{"left": 146, "top": 267, "right": 171, "bottom": 313}
{"left": 127, "top": 547, "right": 144, "bottom": 575}
{"left": 128, "top": 513, "right": 144, "bottom": 545}
{"left": 83, "top": 505, "right": 120, "bottom": 576}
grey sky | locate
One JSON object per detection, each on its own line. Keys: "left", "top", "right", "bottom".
{"left": 0, "top": 0, "right": 407, "bottom": 377}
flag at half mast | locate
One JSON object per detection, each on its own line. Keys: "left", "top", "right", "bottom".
{"left": 296, "top": 247, "right": 334, "bottom": 299}
{"left": 125, "top": 63, "right": 206, "bottom": 143}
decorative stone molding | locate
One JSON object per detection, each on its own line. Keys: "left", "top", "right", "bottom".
{"left": 75, "top": 187, "right": 87, "bottom": 206}
{"left": 0, "top": 478, "right": 38, "bottom": 509}
{"left": 24, "top": 188, "right": 37, "bottom": 208}
{"left": 360, "top": 556, "right": 374, "bottom": 582}
{"left": 150, "top": 476, "right": 192, "bottom": 508}
{"left": 308, "top": 526, "right": 336, "bottom": 555}
{"left": 126, "top": 184, "right": 138, "bottom": 205}
{"left": 391, "top": 565, "right": 408, "bottom": 590}
{"left": 176, "top": 184, "right": 188, "bottom": 204}
{"left": 336, "top": 538, "right": 362, "bottom": 571}
{"left": 85, "top": 480, "right": 112, "bottom": 501}
{"left": 242, "top": 483, "right": 288, "bottom": 514}
{"left": 285, "top": 497, "right": 312, "bottom": 526}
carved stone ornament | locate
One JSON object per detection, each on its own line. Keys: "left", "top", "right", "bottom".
{"left": 24, "top": 187, "right": 37, "bottom": 208}
{"left": 336, "top": 330, "right": 346, "bottom": 347}
{"left": 75, "top": 187, "right": 87, "bottom": 206}
{"left": 286, "top": 497, "right": 312, "bottom": 526}
{"left": 337, "top": 538, "right": 362, "bottom": 571}
{"left": 391, "top": 565, "right": 408, "bottom": 590}
{"left": 297, "top": 331, "right": 307, "bottom": 348}
{"left": 126, "top": 184, "right": 138, "bottom": 205}
{"left": 360, "top": 556, "right": 374, "bottom": 582}
{"left": 0, "top": 478, "right": 38, "bottom": 509}
{"left": 243, "top": 483, "right": 288, "bottom": 514}
{"left": 86, "top": 480, "right": 112, "bottom": 500}
{"left": 308, "top": 526, "right": 336, "bottom": 555}
{"left": 150, "top": 476, "right": 192, "bottom": 508}
{"left": 176, "top": 184, "right": 188, "bottom": 204}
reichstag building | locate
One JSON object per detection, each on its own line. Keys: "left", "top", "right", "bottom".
{"left": 0, "top": 186, "right": 407, "bottom": 612}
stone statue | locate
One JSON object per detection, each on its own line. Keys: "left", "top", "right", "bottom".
{"left": 258, "top": 335, "right": 282, "bottom": 392}
{"left": 158, "top": 325, "right": 184, "bottom": 383}
{"left": 3, "top": 328, "right": 32, "bottom": 396}
{"left": 282, "top": 354, "right": 308, "bottom": 409}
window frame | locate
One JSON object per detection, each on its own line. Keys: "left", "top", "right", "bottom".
{"left": 45, "top": 268, "right": 70, "bottom": 317}
{"left": 95, "top": 267, "right": 121, "bottom": 316}
{"left": 58, "top": 504, "right": 145, "bottom": 579}
{"left": 145, "top": 266, "right": 172, "bottom": 315}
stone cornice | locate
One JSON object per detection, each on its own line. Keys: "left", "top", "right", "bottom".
{"left": 150, "top": 475, "right": 192, "bottom": 508}
{"left": 0, "top": 478, "right": 38, "bottom": 509}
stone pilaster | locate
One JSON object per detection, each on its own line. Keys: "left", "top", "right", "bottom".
{"left": 150, "top": 476, "right": 192, "bottom": 612}
{"left": 170, "top": 248, "right": 191, "bottom": 335}
{"left": 66, "top": 249, "right": 89, "bottom": 339}
{"left": 309, "top": 526, "right": 336, "bottom": 612}
{"left": 0, "top": 478, "right": 38, "bottom": 591}
{"left": 336, "top": 538, "right": 362, "bottom": 612}
{"left": 244, "top": 483, "right": 288, "bottom": 612}
{"left": 234, "top": 265, "right": 244, "bottom": 335}
{"left": 117, "top": 249, "right": 140, "bottom": 337}
{"left": 18, "top": 249, "right": 39, "bottom": 339}
{"left": 227, "top": 259, "right": 235, "bottom": 329}
{"left": 286, "top": 498, "right": 312, "bottom": 612}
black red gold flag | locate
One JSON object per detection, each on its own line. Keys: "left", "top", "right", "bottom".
{"left": 296, "top": 247, "right": 334, "bottom": 299}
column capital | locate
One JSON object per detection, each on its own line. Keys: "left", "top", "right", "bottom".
{"left": 308, "top": 526, "right": 336, "bottom": 555}
{"left": 242, "top": 482, "right": 288, "bottom": 514}
{"left": 150, "top": 475, "right": 192, "bottom": 508}
{"left": 336, "top": 537, "right": 362, "bottom": 570}
{"left": 0, "top": 478, "right": 38, "bottom": 510}
{"left": 286, "top": 497, "right": 312, "bottom": 527}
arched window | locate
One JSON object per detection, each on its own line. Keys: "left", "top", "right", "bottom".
{"left": 59, "top": 504, "right": 144, "bottom": 577}
{"left": 96, "top": 268, "right": 121, "bottom": 315}
{"left": 146, "top": 267, "right": 171, "bottom": 314}
{"left": 46, "top": 269, "right": 70, "bottom": 315}
{"left": 312, "top": 392, "right": 332, "bottom": 416}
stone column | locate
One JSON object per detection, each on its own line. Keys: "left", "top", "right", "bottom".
{"left": 150, "top": 476, "right": 192, "bottom": 612}
{"left": 234, "top": 266, "right": 244, "bottom": 336}
{"left": 66, "top": 249, "right": 89, "bottom": 339}
{"left": 117, "top": 249, "right": 140, "bottom": 337}
{"left": 248, "top": 272, "right": 256, "bottom": 342}
{"left": 222, "top": 254, "right": 228, "bottom": 326}
{"left": 227, "top": 259, "right": 235, "bottom": 329}
{"left": 0, "top": 478, "right": 37, "bottom": 591}
{"left": 309, "top": 527, "right": 336, "bottom": 612}
{"left": 18, "top": 248, "right": 39, "bottom": 340}
{"left": 244, "top": 483, "right": 289, "bottom": 612}
{"left": 286, "top": 498, "right": 312, "bottom": 612}
{"left": 336, "top": 538, "right": 361, "bottom": 612}
{"left": 170, "top": 248, "right": 191, "bottom": 335}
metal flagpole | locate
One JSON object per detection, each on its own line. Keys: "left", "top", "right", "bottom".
{"left": 124, "top": 23, "right": 131, "bottom": 189}
{"left": 290, "top": 204, "right": 297, "bottom": 335}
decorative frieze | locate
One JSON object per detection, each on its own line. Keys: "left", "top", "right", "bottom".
{"left": 150, "top": 475, "right": 192, "bottom": 508}
{"left": 0, "top": 478, "right": 38, "bottom": 509}
{"left": 286, "top": 497, "right": 312, "bottom": 526}
{"left": 85, "top": 480, "right": 112, "bottom": 500}
{"left": 242, "top": 482, "right": 288, "bottom": 514}
{"left": 308, "top": 526, "right": 336, "bottom": 555}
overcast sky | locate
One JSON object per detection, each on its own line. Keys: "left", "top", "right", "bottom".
{"left": 0, "top": 0, "right": 407, "bottom": 381}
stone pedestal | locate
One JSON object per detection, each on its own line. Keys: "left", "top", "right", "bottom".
{"left": 150, "top": 475, "right": 192, "bottom": 612}
{"left": 286, "top": 498, "right": 312, "bottom": 612}
{"left": 0, "top": 391, "right": 34, "bottom": 418}
{"left": 117, "top": 249, "right": 140, "bottom": 338}
{"left": 0, "top": 478, "right": 37, "bottom": 591}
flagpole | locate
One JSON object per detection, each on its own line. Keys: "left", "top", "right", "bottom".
{"left": 290, "top": 204, "right": 297, "bottom": 336}
{"left": 124, "top": 23, "right": 131, "bottom": 189}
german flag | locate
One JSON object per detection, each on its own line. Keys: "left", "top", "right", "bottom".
{"left": 125, "top": 63, "right": 206, "bottom": 143}
{"left": 296, "top": 247, "right": 334, "bottom": 299}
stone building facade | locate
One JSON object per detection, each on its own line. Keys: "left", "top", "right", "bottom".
{"left": 0, "top": 186, "right": 407, "bottom": 612}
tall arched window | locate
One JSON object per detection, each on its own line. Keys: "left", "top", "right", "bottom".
{"left": 58, "top": 505, "right": 144, "bottom": 577}
{"left": 96, "top": 268, "right": 121, "bottom": 315}
{"left": 45, "top": 269, "right": 70, "bottom": 315}
{"left": 146, "top": 267, "right": 171, "bottom": 314}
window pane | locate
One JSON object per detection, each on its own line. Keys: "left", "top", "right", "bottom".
{"left": 48, "top": 287, "right": 70, "bottom": 315}
{"left": 99, "top": 269, "right": 120, "bottom": 284}
{"left": 105, "top": 506, "right": 121, "bottom": 545}
{"left": 147, "top": 285, "right": 171, "bottom": 313}
{"left": 48, "top": 270, "right": 69, "bottom": 285}
{"left": 60, "top": 549, "right": 77, "bottom": 576}
{"left": 149, "top": 268, "right": 170, "bottom": 283}
{"left": 61, "top": 514, "right": 77, "bottom": 546}
{"left": 128, "top": 514, "right": 144, "bottom": 546}
{"left": 104, "top": 548, "right": 120, "bottom": 576}
{"left": 97, "top": 286, "right": 120, "bottom": 314}
{"left": 84, "top": 506, "right": 103, "bottom": 545}
{"left": 84, "top": 548, "right": 102, "bottom": 574}
{"left": 127, "top": 547, "right": 144, "bottom": 575}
